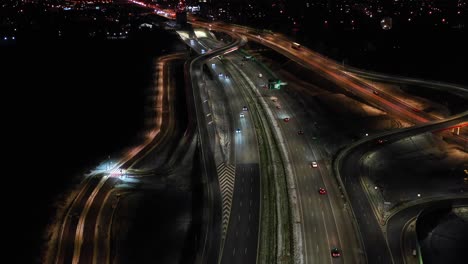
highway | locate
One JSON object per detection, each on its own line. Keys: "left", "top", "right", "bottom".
{"left": 187, "top": 34, "right": 262, "bottom": 263}
{"left": 184, "top": 31, "right": 252, "bottom": 263}
{"left": 343, "top": 67, "right": 468, "bottom": 100}
{"left": 191, "top": 21, "right": 449, "bottom": 125}
{"left": 187, "top": 20, "right": 468, "bottom": 263}
{"left": 55, "top": 4, "right": 468, "bottom": 263}
{"left": 232, "top": 52, "right": 363, "bottom": 262}
{"left": 218, "top": 60, "right": 261, "bottom": 264}
{"left": 191, "top": 28, "right": 364, "bottom": 262}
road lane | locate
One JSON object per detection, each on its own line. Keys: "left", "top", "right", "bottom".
{"left": 221, "top": 164, "right": 260, "bottom": 264}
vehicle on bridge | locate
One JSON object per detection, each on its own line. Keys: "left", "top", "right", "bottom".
{"left": 319, "top": 188, "right": 327, "bottom": 195}
{"left": 291, "top": 42, "right": 301, "bottom": 49}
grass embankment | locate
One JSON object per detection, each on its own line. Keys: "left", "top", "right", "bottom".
{"left": 226, "top": 61, "right": 292, "bottom": 263}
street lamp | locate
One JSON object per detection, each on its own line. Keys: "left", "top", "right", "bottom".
{"left": 417, "top": 193, "right": 421, "bottom": 197}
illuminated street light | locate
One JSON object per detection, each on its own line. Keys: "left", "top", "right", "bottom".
{"left": 417, "top": 193, "right": 421, "bottom": 197}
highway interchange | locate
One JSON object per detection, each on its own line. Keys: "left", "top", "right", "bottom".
{"left": 189, "top": 19, "right": 467, "bottom": 263}
{"left": 47, "top": 5, "right": 468, "bottom": 264}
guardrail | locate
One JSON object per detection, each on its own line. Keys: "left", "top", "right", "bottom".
{"left": 343, "top": 67, "right": 468, "bottom": 99}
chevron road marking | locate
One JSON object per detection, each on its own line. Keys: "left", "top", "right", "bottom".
{"left": 217, "top": 162, "right": 236, "bottom": 238}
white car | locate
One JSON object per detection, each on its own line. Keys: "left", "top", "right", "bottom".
{"left": 240, "top": 113, "right": 245, "bottom": 118}
{"left": 258, "top": 73, "right": 263, "bottom": 78}
{"left": 236, "top": 128, "right": 241, "bottom": 133}
{"left": 312, "top": 161, "right": 318, "bottom": 168}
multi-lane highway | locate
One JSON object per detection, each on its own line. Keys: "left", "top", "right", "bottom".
{"left": 184, "top": 31, "right": 254, "bottom": 263}
{"left": 230, "top": 52, "right": 363, "bottom": 263}
{"left": 191, "top": 29, "right": 365, "bottom": 263}
{"left": 192, "top": 21, "right": 449, "bottom": 124}
{"left": 187, "top": 18, "right": 468, "bottom": 263}
{"left": 186, "top": 33, "right": 262, "bottom": 263}
{"left": 53, "top": 4, "right": 468, "bottom": 263}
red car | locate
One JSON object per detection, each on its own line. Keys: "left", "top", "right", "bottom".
{"left": 284, "top": 117, "right": 290, "bottom": 122}
{"left": 319, "top": 188, "right": 327, "bottom": 195}
{"left": 331, "top": 248, "right": 341, "bottom": 258}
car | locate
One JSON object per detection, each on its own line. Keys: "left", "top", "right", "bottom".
{"left": 331, "top": 248, "right": 341, "bottom": 258}
{"left": 318, "top": 188, "right": 327, "bottom": 195}
{"left": 258, "top": 73, "right": 263, "bottom": 78}
{"left": 240, "top": 113, "right": 245, "bottom": 118}
{"left": 284, "top": 117, "right": 290, "bottom": 122}
{"left": 377, "top": 139, "right": 386, "bottom": 144}
{"left": 373, "top": 90, "right": 379, "bottom": 95}
{"left": 236, "top": 128, "right": 241, "bottom": 133}
{"left": 276, "top": 105, "right": 281, "bottom": 109}
{"left": 218, "top": 73, "right": 223, "bottom": 77}
{"left": 297, "top": 130, "right": 304, "bottom": 135}
{"left": 311, "top": 161, "right": 318, "bottom": 168}
{"left": 224, "top": 74, "right": 229, "bottom": 79}
{"left": 242, "top": 106, "right": 248, "bottom": 111}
